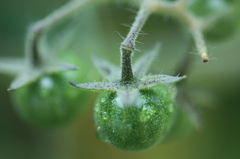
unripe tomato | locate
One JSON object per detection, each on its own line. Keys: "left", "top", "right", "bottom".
{"left": 11, "top": 71, "right": 90, "bottom": 127}
{"left": 11, "top": 55, "right": 93, "bottom": 127}
{"left": 94, "top": 84, "right": 177, "bottom": 151}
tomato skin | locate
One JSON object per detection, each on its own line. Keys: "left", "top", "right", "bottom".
{"left": 94, "top": 85, "right": 177, "bottom": 151}
{"left": 12, "top": 72, "right": 90, "bottom": 127}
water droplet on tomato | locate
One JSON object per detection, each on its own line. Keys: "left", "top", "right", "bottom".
{"left": 102, "top": 112, "right": 109, "bottom": 120}
{"left": 139, "top": 104, "right": 156, "bottom": 122}
{"left": 96, "top": 126, "right": 108, "bottom": 142}
{"left": 40, "top": 76, "right": 53, "bottom": 89}
{"left": 95, "top": 104, "right": 100, "bottom": 112}
{"left": 101, "top": 98, "right": 106, "bottom": 102}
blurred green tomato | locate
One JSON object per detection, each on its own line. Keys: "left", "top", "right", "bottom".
{"left": 12, "top": 72, "right": 90, "bottom": 127}
{"left": 12, "top": 56, "right": 92, "bottom": 127}
{"left": 94, "top": 85, "right": 177, "bottom": 151}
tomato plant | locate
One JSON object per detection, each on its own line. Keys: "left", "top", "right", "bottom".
{"left": 0, "top": 0, "right": 239, "bottom": 154}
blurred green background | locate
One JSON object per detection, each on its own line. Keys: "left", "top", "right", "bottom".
{"left": 1, "top": 0, "right": 240, "bottom": 159}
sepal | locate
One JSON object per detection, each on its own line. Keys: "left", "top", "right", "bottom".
{"left": 138, "top": 74, "right": 186, "bottom": 89}
{"left": 8, "top": 69, "right": 42, "bottom": 91}
{"left": 133, "top": 43, "right": 161, "bottom": 76}
{"left": 68, "top": 81, "right": 119, "bottom": 92}
{"left": 91, "top": 55, "right": 120, "bottom": 81}
{"left": 8, "top": 62, "right": 78, "bottom": 91}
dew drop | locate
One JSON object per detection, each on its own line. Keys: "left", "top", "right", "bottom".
{"left": 111, "top": 99, "right": 116, "bottom": 104}
{"left": 102, "top": 112, "right": 109, "bottom": 120}
{"left": 40, "top": 76, "right": 53, "bottom": 89}
{"left": 96, "top": 126, "right": 109, "bottom": 142}
{"left": 139, "top": 104, "right": 156, "bottom": 122}
{"left": 141, "top": 95, "right": 146, "bottom": 99}
{"left": 95, "top": 104, "right": 100, "bottom": 112}
{"left": 101, "top": 98, "right": 106, "bottom": 103}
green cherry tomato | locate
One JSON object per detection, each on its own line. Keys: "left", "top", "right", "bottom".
{"left": 11, "top": 54, "right": 93, "bottom": 127}
{"left": 94, "top": 85, "right": 177, "bottom": 151}
{"left": 12, "top": 71, "right": 90, "bottom": 127}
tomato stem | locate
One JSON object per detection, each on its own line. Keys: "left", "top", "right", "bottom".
{"left": 190, "top": 27, "right": 208, "bottom": 62}
{"left": 120, "top": 2, "right": 150, "bottom": 84}
{"left": 149, "top": 0, "right": 211, "bottom": 62}
{"left": 120, "top": 49, "right": 134, "bottom": 84}
{"left": 25, "top": 0, "right": 95, "bottom": 67}
{"left": 26, "top": 27, "right": 42, "bottom": 66}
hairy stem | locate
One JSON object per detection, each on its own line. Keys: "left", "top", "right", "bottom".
{"left": 26, "top": 0, "right": 96, "bottom": 67}
{"left": 191, "top": 27, "right": 208, "bottom": 62}
{"left": 26, "top": 30, "right": 41, "bottom": 66}
{"left": 121, "top": 49, "right": 134, "bottom": 84}
{"left": 120, "top": 2, "right": 151, "bottom": 84}
{"left": 149, "top": 0, "right": 209, "bottom": 62}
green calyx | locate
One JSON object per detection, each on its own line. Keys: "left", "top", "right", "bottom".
{"left": 69, "top": 44, "right": 186, "bottom": 93}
